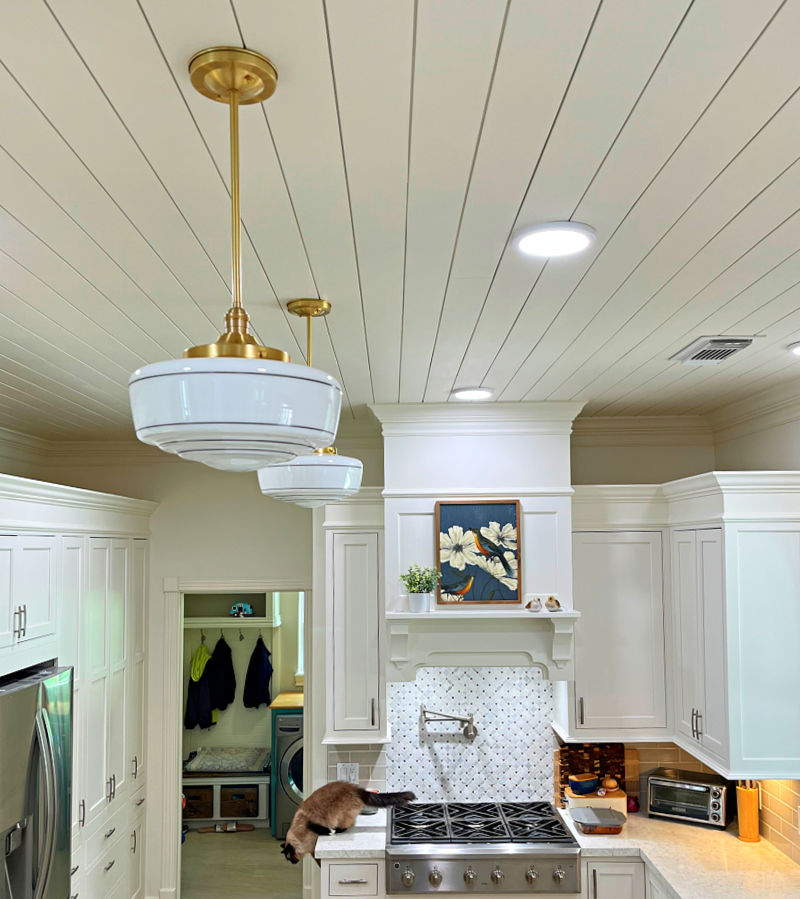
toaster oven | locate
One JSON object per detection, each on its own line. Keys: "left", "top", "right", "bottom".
{"left": 641, "top": 767, "right": 734, "bottom": 828}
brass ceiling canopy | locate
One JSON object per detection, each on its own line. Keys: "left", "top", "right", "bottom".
{"left": 287, "top": 298, "right": 331, "bottom": 368}
{"left": 184, "top": 47, "right": 287, "bottom": 361}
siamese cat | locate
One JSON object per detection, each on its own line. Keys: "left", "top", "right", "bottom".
{"left": 280, "top": 781, "right": 415, "bottom": 864}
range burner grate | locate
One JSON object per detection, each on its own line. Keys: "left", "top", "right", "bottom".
{"left": 390, "top": 800, "right": 576, "bottom": 845}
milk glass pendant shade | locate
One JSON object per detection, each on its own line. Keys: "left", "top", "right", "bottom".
{"left": 128, "top": 48, "right": 341, "bottom": 471}
{"left": 258, "top": 300, "right": 362, "bottom": 505}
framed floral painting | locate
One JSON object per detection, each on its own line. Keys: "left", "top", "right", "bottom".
{"left": 435, "top": 500, "right": 521, "bottom": 605}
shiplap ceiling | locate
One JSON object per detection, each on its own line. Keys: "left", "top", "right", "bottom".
{"left": 0, "top": 0, "right": 799, "bottom": 440}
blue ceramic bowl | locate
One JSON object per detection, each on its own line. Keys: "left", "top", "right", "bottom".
{"left": 568, "top": 774, "right": 599, "bottom": 795}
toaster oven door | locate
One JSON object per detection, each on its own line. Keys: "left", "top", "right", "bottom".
{"left": 649, "top": 778, "right": 712, "bottom": 822}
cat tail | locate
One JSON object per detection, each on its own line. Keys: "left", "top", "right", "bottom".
{"left": 359, "top": 789, "right": 416, "bottom": 808}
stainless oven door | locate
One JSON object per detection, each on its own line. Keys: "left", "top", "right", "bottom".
{"left": 648, "top": 778, "right": 711, "bottom": 822}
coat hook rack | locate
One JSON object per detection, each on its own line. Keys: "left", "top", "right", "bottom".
{"left": 421, "top": 705, "right": 478, "bottom": 739}
{"left": 200, "top": 629, "right": 206, "bottom": 644}
{"left": 239, "top": 628, "right": 245, "bottom": 642}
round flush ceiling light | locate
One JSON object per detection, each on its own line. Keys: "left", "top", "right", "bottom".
{"left": 788, "top": 341, "right": 800, "bottom": 357}
{"left": 516, "top": 221, "right": 596, "bottom": 258}
{"left": 128, "top": 48, "right": 342, "bottom": 471}
{"left": 451, "top": 387, "right": 493, "bottom": 401}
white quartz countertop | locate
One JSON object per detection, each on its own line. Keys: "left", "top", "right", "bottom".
{"left": 316, "top": 808, "right": 800, "bottom": 897}
{"left": 566, "top": 811, "right": 800, "bottom": 898}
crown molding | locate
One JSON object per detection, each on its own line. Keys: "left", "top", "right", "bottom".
{"left": 369, "top": 402, "right": 585, "bottom": 437}
{"left": 572, "top": 415, "right": 713, "bottom": 447}
{"left": 710, "top": 380, "right": 800, "bottom": 443}
{"left": 0, "top": 472, "right": 157, "bottom": 517}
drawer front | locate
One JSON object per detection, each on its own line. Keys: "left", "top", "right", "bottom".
{"left": 85, "top": 802, "right": 128, "bottom": 867}
{"left": 220, "top": 785, "right": 259, "bottom": 818}
{"left": 86, "top": 832, "right": 127, "bottom": 898}
{"left": 328, "top": 863, "right": 379, "bottom": 896}
{"left": 183, "top": 785, "right": 214, "bottom": 819}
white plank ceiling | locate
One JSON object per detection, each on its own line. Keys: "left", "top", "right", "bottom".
{"left": 0, "top": 0, "right": 799, "bottom": 439}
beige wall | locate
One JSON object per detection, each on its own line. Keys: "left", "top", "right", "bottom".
{"left": 715, "top": 419, "right": 800, "bottom": 470}
{"left": 571, "top": 444, "right": 716, "bottom": 484}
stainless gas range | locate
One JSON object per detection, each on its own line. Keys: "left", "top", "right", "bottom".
{"left": 386, "top": 801, "right": 580, "bottom": 894}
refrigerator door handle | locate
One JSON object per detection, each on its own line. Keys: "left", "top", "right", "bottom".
{"left": 33, "top": 708, "right": 58, "bottom": 899}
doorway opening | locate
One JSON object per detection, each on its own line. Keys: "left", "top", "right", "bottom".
{"left": 179, "top": 589, "right": 305, "bottom": 899}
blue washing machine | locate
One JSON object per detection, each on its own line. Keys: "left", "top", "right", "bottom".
{"left": 270, "top": 708, "right": 303, "bottom": 838}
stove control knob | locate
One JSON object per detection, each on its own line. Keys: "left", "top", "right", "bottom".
{"left": 553, "top": 866, "right": 566, "bottom": 884}
{"left": 463, "top": 868, "right": 477, "bottom": 886}
{"left": 491, "top": 867, "right": 505, "bottom": 884}
{"left": 401, "top": 869, "right": 415, "bottom": 888}
{"left": 526, "top": 867, "right": 539, "bottom": 884}
{"left": 429, "top": 867, "right": 443, "bottom": 887}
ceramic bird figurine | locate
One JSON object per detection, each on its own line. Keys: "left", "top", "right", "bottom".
{"left": 545, "top": 595, "right": 561, "bottom": 611}
{"left": 525, "top": 597, "right": 542, "bottom": 612}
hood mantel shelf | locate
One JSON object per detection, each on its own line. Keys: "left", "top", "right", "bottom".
{"left": 385, "top": 610, "right": 580, "bottom": 683}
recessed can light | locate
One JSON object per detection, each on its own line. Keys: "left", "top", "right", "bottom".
{"left": 451, "top": 387, "right": 493, "bottom": 401}
{"left": 516, "top": 221, "right": 596, "bottom": 258}
{"left": 788, "top": 341, "right": 800, "bottom": 357}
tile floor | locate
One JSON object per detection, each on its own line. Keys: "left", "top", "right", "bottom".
{"left": 181, "top": 828, "right": 302, "bottom": 899}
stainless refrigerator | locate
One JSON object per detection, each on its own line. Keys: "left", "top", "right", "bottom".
{"left": 0, "top": 667, "right": 72, "bottom": 899}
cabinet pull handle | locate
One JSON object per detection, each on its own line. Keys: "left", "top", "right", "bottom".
{"left": 592, "top": 867, "right": 598, "bottom": 898}
{"left": 690, "top": 708, "right": 696, "bottom": 739}
{"left": 339, "top": 879, "right": 368, "bottom": 885}
{"left": 104, "top": 827, "right": 115, "bottom": 839}
{"left": 370, "top": 698, "right": 376, "bottom": 727}
{"left": 69, "top": 894, "right": 78, "bottom": 899}
{"left": 21, "top": 603, "right": 26, "bottom": 637}
{"left": 136, "top": 798, "right": 145, "bottom": 807}
{"left": 103, "top": 860, "right": 115, "bottom": 873}
{"left": 79, "top": 799, "right": 86, "bottom": 827}
{"left": 132, "top": 755, "right": 138, "bottom": 779}
{"left": 107, "top": 779, "right": 113, "bottom": 802}
{"left": 695, "top": 711, "right": 703, "bottom": 739}
{"left": 131, "top": 830, "right": 137, "bottom": 854}
{"left": 70, "top": 865, "right": 79, "bottom": 876}
{"left": 111, "top": 773, "right": 116, "bottom": 800}
{"left": 12, "top": 608, "right": 19, "bottom": 639}
{"left": 579, "top": 696, "right": 585, "bottom": 725}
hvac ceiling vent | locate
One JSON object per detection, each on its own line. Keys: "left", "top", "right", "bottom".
{"left": 669, "top": 336, "right": 755, "bottom": 365}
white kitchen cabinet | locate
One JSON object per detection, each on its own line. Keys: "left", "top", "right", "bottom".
{"left": 127, "top": 539, "right": 147, "bottom": 787}
{"left": 0, "top": 534, "right": 57, "bottom": 669}
{"left": 646, "top": 867, "right": 673, "bottom": 899}
{"left": 672, "top": 528, "right": 728, "bottom": 761}
{"left": 325, "top": 530, "right": 386, "bottom": 741}
{"left": 129, "top": 789, "right": 146, "bottom": 899}
{"left": 585, "top": 860, "right": 645, "bottom": 899}
{"left": 571, "top": 531, "right": 666, "bottom": 733}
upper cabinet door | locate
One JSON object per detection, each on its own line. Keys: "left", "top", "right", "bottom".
{"left": 15, "top": 536, "right": 57, "bottom": 642}
{"left": 0, "top": 539, "right": 14, "bottom": 650}
{"left": 696, "top": 529, "right": 727, "bottom": 759}
{"left": 573, "top": 532, "right": 666, "bottom": 730}
{"left": 330, "top": 531, "right": 382, "bottom": 734}
{"left": 127, "top": 540, "right": 147, "bottom": 785}
{"left": 672, "top": 529, "right": 702, "bottom": 742}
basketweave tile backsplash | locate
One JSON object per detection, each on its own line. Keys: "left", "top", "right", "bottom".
{"left": 385, "top": 667, "right": 554, "bottom": 802}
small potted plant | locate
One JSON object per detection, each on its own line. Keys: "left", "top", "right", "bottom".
{"left": 400, "top": 565, "right": 441, "bottom": 612}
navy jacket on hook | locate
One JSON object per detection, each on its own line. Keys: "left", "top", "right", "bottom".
{"left": 243, "top": 635, "right": 273, "bottom": 708}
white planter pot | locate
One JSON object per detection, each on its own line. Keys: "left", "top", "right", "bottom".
{"left": 406, "top": 593, "right": 432, "bottom": 613}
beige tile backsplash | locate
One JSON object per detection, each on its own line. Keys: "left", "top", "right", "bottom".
{"left": 326, "top": 745, "right": 387, "bottom": 790}
{"left": 759, "top": 780, "right": 800, "bottom": 866}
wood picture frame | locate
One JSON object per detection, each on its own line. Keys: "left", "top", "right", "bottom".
{"left": 434, "top": 499, "right": 521, "bottom": 605}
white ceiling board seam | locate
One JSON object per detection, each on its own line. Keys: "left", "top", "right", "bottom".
{"left": 504, "top": 0, "right": 790, "bottom": 401}
{"left": 321, "top": 0, "right": 373, "bottom": 406}
{"left": 48, "top": 0, "right": 232, "bottom": 303}
{"left": 445, "top": 0, "right": 603, "bottom": 396}
{"left": 398, "top": 0, "right": 419, "bottom": 403}
{"left": 421, "top": 0, "right": 512, "bottom": 401}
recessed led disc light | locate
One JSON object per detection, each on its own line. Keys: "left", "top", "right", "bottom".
{"left": 789, "top": 341, "right": 800, "bottom": 357}
{"left": 451, "top": 387, "right": 493, "bottom": 401}
{"left": 516, "top": 221, "right": 596, "bottom": 258}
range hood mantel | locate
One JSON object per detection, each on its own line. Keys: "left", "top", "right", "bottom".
{"left": 386, "top": 610, "right": 579, "bottom": 682}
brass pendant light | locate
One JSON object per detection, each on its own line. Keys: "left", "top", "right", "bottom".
{"left": 257, "top": 299, "right": 362, "bottom": 506}
{"left": 128, "top": 48, "right": 342, "bottom": 471}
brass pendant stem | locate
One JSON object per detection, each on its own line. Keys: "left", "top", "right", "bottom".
{"left": 229, "top": 88, "right": 242, "bottom": 310}
{"left": 307, "top": 313, "right": 312, "bottom": 367}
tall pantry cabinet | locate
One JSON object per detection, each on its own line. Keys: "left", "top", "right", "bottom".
{"left": 0, "top": 475, "right": 156, "bottom": 899}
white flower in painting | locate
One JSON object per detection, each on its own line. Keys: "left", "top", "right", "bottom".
{"left": 440, "top": 526, "right": 479, "bottom": 571}
{"left": 480, "top": 521, "right": 517, "bottom": 552}
{"left": 475, "top": 550, "right": 518, "bottom": 592}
